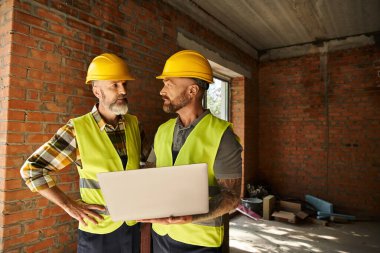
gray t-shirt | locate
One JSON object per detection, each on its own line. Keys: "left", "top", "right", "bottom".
{"left": 147, "top": 110, "right": 242, "bottom": 179}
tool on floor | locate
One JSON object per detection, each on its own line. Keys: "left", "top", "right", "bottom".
{"left": 236, "top": 204, "right": 261, "bottom": 220}
{"left": 305, "top": 194, "right": 356, "bottom": 221}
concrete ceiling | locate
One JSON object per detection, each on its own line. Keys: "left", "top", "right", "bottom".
{"left": 165, "top": 0, "right": 380, "bottom": 57}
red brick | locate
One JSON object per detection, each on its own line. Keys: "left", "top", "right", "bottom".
{"left": 66, "top": 58, "right": 85, "bottom": 70}
{"left": 61, "top": 37, "right": 85, "bottom": 51}
{"left": 40, "top": 41, "right": 55, "bottom": 52}
{"left": 26, "top": 112, "right": 58, "bottom": 122}
{"left": 2, "top": 209, "right": 39, "bottom": 225}
{"left": 27, "top": 90, "right": 39, "bottom": 100}
{"left": 36, "top": 7, "right": 65, "bottom": 24}
{"left": 44, "top": 102, "right": 67, "bottom": 113}
{"left": 2, "top": 231, "right": 40, "bottom": 248}
{"left": 41, "top": 223, "right": 72, "bottom": 237}
{"left": 36, "top": 197, "right": 50, "bottom": 208}
{"left": 26, "top": 133, "right": 50, "bottom": 143}
{"left": 6, "top": 133, "right": 25, "bottom": 143}
{"left": 45, "top": 124, "right": 62, "bottom": 133}
{"left": 46, "top": 83, "right": 65, "bottom": 93}
{"left": 7, "top": 121, "right": 42, "bottom": 132}
{"left": 50, "top": 1, "right": 79, "bottom": 16}
{"left": 29, "top": 49, "right": 61, "bottom": 64}
{"left": 10, "top": 65, "right": 28, "bottom": 78}
{"left": 57, "top": 213, "right": 73, "bottom": 223}
{"left": 28, "top": 69, "right": 61, "bottom": 82}
{"left": 66, "top": 17, "right": 90, "bottom": 33}
{"left": 14, "top": 11, "right": 46, "bottom": 27}
{"left": 6, "top": 110, "right": 25, "bottom": 121}
{"left": 4, "top": 144, "right": 34, "bottom": 156}
{"left": 41, "top": 205, "right": 66, "bottom": 217}
{"left": 8, "top": 86, "right": 26, "bottom": 99}
{"left": 0, "top": 225, "right": 22, "bottom": 238}
{"left": 12, "top": 21, "right": 30, "bottom": 35}
{"left": 30, "top": 27, "right": 61, "bottom": 44}
{"left": 10, "top": 77, "right": 44, "bottom": 90}
{"left": 77, "top": 11, "right": 102, "bottom": 27}
{"left": 57, "top": 173, "right": 79, "bottom": 183}
{"left": 49, "top": 23, "right": 73, "bottom": 37}
{"left": 3, "top": 156, "right": 25, "bottom": 168}
{"left": 25, "top": 217, "right": 57, "bottom": 232}
{"left": 25, "top": 238, "right": 55, "bottom": 253}
{"left": 12, "top": 33, "right": 38, "bottom": 48}
{"left": 12, "top": 55, "right": 45, "bottom": 70}
{"left": 0, "top": 179, "right": 23, "bottom": 190}
{"left": 0, "top": 168, "right": 23, "bottom": 178}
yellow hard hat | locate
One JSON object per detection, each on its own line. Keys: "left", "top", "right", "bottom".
{"left": 85, "top": 53, "right": 134, "bottom": 84}
{"left": 156, "top": 50, "right": 213, "bottom": 83}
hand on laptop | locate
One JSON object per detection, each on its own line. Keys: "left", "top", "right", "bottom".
{"left": 137, "top": 215, "right": 193, "bottom": 224}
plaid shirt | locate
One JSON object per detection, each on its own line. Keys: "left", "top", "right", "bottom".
{"left": 20, "top": 105, "right": 136, "bottom": 192}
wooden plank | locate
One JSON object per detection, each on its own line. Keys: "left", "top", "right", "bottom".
{"left": 263, "top": 195, "right": 275, "bottom": 220}
{"left": 296, "top": 211, "right": 309, "bottom": 220}
{"left": 272, "top": 211, "right": 296, "bottom": 223}
{"left": 278, "top": 200, "right": 302, "bottom": 213}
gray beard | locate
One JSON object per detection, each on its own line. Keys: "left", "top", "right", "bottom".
{"left": 101, "top": 89, "right": 129, "bottom": 115}
{"left": 110, "top": 103, "right": 129, "bottom": 115}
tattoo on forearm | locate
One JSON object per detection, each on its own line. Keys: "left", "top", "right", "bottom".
{"left": 192, "top": 178, "right": 241, "bottom": 222}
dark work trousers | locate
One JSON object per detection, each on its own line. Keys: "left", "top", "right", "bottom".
{"left": 77, "top": 223, "right": 140, "bottom": 253}
{"left": 152, "top": 230, "right": 222, "bottom": 253}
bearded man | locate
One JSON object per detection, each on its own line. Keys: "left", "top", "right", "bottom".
{"left": 143, "top": 50, "right": 242, "bottom": 253}
{"left": 20, "top": 53, "right": 142, "bottom": 253}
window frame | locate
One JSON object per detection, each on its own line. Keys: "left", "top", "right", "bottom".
{"left": 203, "top": 76, "right": 231, "bottom": 121}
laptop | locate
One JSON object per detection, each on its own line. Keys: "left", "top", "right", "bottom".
{"left": 97, "top": 163, "right": 209, "bottom": 221}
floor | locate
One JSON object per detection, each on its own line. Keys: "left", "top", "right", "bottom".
{"left": 229, "top": 214, "right": 380, "bottom": 253}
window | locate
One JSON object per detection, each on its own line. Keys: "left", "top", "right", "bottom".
{"left": 204, "top": 77, "right": 230, "bottom": 121}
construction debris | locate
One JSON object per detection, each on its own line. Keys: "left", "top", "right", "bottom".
{"left": 263, "top": 195, "right": 275, "bottom": 220}
{"left": 305, "top": 194, "right": 356, "bottom": 221}
{"left": 272, "top": 211, "right": 296, "bottom": 223}
{"left": 236, "top": 204, "right": 261, "bottom": 220}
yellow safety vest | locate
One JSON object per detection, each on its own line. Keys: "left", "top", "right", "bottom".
{"left": 153, "top": 113, "right": 231, "bottom": 247}
{"left": 72, "top": 113, "right": 141, "bottom": 234}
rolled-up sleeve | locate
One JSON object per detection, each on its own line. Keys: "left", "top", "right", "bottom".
{"left": 20, "top": 121, "right": 78, "bottom": 192}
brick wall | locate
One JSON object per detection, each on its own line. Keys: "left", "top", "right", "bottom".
{"left": 245, "top": 62, "right": 260, "bottom": 185}
{"left": 259, "top": 45, "right": 380, "bottom": 218}
{"left": 231, "top": 68, "right": 259, "bottom": 196}
{"left": 327, "top": 46, "right": 380, "bottom": 218}
{"left": 2, "top": 0, "right": 253, "bottom": 252}
{"left": 1, "top": 0, "right": 18, "bottom": 252}
{"left": 231, "top": 77, "right": 246, "bottom": 197}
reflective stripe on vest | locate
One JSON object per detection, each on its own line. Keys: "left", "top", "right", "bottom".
{"left": 80, "top": 178, "right": 100, "bottom": 189}
{"left": 73, "top": 113, "right": 141, "bottom": 234}
{"left": 153, "top": 113, "right": 231, "bottom": 247}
